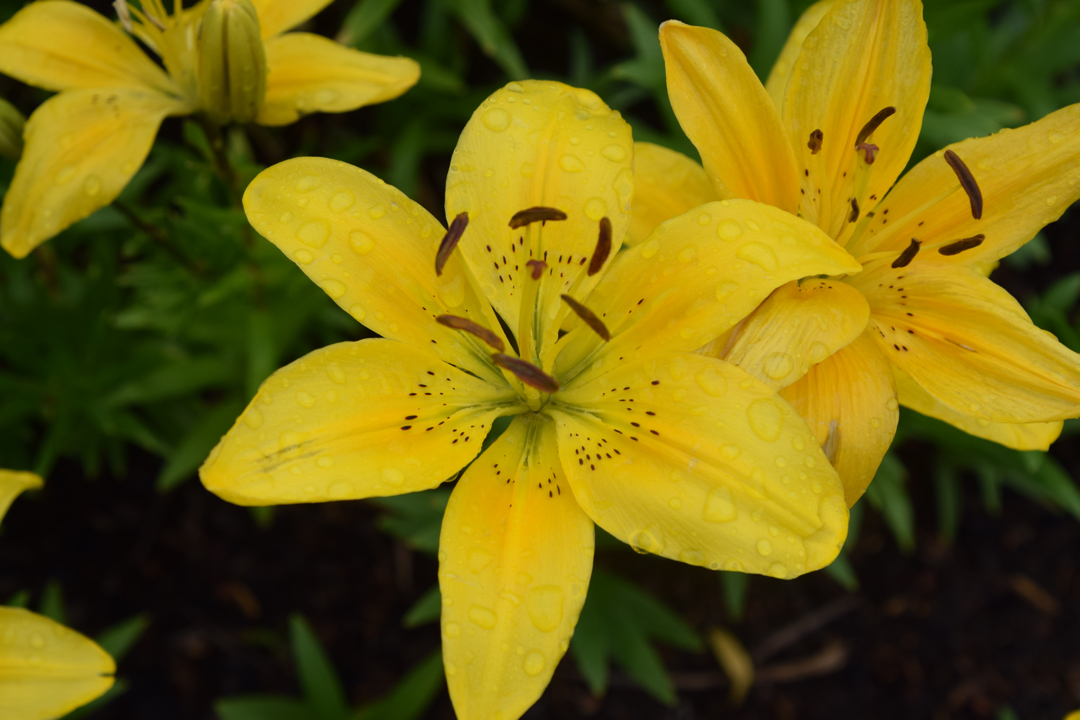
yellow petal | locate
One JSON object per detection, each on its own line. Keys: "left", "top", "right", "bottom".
{"left": 778, "top": 332, "right": 898, "bottom": 505}
{"left": 553, "top": 352, "right": 849, "bottom": 578}
{"left": 0, "top": 0, "right": 177, "bottom": 94}
{"left": 243, "top": 157, "right": 508, "bottom": 383}
{"left": 553, "top": 199, "right": 862, "bottom": 386}
{"left": 200, "top": 339, "right": 519, "bottom": 506}
{"left": 626, "top": 142, "right": 716, "bottom": 246}
{"left": 661, "top": 21, "right": 800, "bottom": 214}
{"left": 894, "top": 366, "right": 1063, "bottom": 451}
{"left": 0, "top": 607, "right": 115, "bottom": 720}
{"left": 1, "top": 88, "right": 185, "bottom": 259}
{"left": 854, "top": 261, "right": 1080, "bottom": 423}
{"left": 715, "top": 279, "right": 870, "bottom": 390}
{"left": 258, "top": 33, "right": 419, "bottom": 126}
{"left": 440, "top": 415, "right": 593, "bottom": 720}
{"left": 764, "top": 0, "right": 834, "bottom": 110}
{"left": 250, "top": 0, "right": 332, "bottom": 37}
{"left": 783, "top": 0, "right": 931, "bottom": 239}
{"left": 0, "top": 470, "right": 42, "bottom": 524}
{"left": 847, "top": 103, "right": 1080, "bottom": 266}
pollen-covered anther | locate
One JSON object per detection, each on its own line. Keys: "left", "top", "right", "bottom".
{"left": 848, "top": 198, "right": 860, "bottom": 223}
{"left": 508, "top": 206, "right": 568, "bottom": 229}
{"left": 435, "top": 212, "right": 469, "bottom": 276}
{"left": 939, "top": 234, "right": 986, "bottom": 256}
{"left": 587, "top": 217, "right": 612, "bottom": 276}
{"left": 891, "top": 238, "right": 921, "bottom": 269}
{"left": 526, "top": 259, "right": 547, "bottom": 280}
{"left": 808, "top": 129, "right": 823, "bottom": 154}
{"left": 491, "top": 354, "right": 559, "bottom": 393}
{"left": 943, "top": 150, "right": 983, "bottom": 219}
{"left": 561, "top": 294, "right": 610, "bottom": 341}
{"left": 436, "top": 314, "right": 505, "bottom": 351}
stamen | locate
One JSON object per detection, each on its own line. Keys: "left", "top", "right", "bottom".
{"left": 855, "top": 107, "right": 896, "bottom": 147}
{"left": 849, "top": 198, "right": 860, "bottom": 223}
{"left": 526, "top": 259, "right": 547, "bottom": 279}
{"left": 492, "top": 354, "right": 559, "bottom": 393}
{"left": 509, "top": 207, "right": 567, "bottom": 229}
{"left": 114, "top": 0, "right": 134, "bottom": 32}
{"left": 822, "top": 419, "right": 839, "bottom": 464}
{"left": 938, "top": 234, "right": 985, "bottom": 256}
{"left": 435, "top": 212, "right": 469, "bottom": 276}
{"left": 587, "top": 217, "right": 612, "bottom": 276}
{"left": 891, "top": 238, "right": 921, "bottom": 268}
{"left": 436, "top": 315, "right": 504, "bottom": 352}
{"left": 943, "top": 150, "right": 983, "bottom": 219}
{"left": 808, "top": 129, "right": 823, "bottom": 154}
{"left": 561, "top": 294, "right": 611, "bottom": 341}
{"left": 857, "top": 142, "right": 879, "bottom": 164}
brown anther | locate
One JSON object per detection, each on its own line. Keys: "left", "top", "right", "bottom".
{"left": 561, "top": 294, "right": 610, "bottom": 341}
{"left": 857, "top": 142, "right": 879, "bottom": 164}
{"left": 943, "top": 150, "right": 983, "bottom": 219}
{"left": 526, "top": 259, "right": 547, "bottom": 280}
{"left": 891, "top": 238, "right": 921, "bottom": 268}
{"left": 856, "top": 106, "right": 896, "bottom": 146}
{"left": 509, "top": 207, "right": 567, "bottom": 229}
{"left": 435, "top": 212, "right": 469, "bottom": 276}
{"left": 492, "top": 354, "right": 559, "bottom": 393}
{"left": 436, "top": 315, "right": 505, "bottom": 352}
{"left": 938, "top": 234, "right": 985, "bottom": 256}
{"left": 808, "top": 129, "right": 823, "bottom": 154}
{"left": 849, "top": 198, "right": 860, "bottom": 223}
{"left": 587, "top": 217, "right": 612, "bottom": 276}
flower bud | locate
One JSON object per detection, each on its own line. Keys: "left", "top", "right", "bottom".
{"left": 0, "top": 99, "right": 25, "bottom": 161}
{"left": 197, "top": 0, "right": 267, "bottom": 124}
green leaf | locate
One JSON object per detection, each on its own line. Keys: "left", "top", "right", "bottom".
{"left": 823, "top": 551, "right": 858, "bottom": 591}
{"left": 96, "top": 614, "right": 150, "bottom": 661}
{"left": 157, "top": 399, "right": 245, "bottom": 491}
{"left": 216, "top": 696, "right": 313, "bottom": 720}
{"left": 749, "top": 0, "right": 792, "bottom": 81}
{"left": 290, "top": 614, "right": 350, "bottom": 720}
{"left": 665, "top": 0, "right": 723, "bottom": 30}
{"left": 5, "top": 590, "right": 29, "bottom": 608}
{"left": 933, "top": 464, "right": 963, "bottom": 544}
{"left": 371, "top": 488, "right": 452, "bottom": 555}
{"left": 340, "top": 0, "right": 406, "bottom": 46}
{"left": 864, "top": 452, "right": 915, "bottom": 553}
{"left": 402, "top": 586, "right": 442, "bottom": 628}
{"left": 719, "top": 572, "right": 749, "bottom": 622}
{"left": 354, "top": 650, "right": 444, "bottom": 720}
{"left": 442, "top": 0, "right": 527, "bottom": 78}
{"left": 38, "top": 580, "right": 65, "bottom": 625}
{"left": 105, "top": 357, "right": 235, "bottom": 407}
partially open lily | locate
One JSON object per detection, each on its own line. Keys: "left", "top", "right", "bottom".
{"left": 645, "top": 0, "right": 1080, "bottom": 504}
{"left": 0, "top": 0, "right": 420, "bottom": 259}
{"left": 201, "top": 80, "right": 859, "bottom": 719}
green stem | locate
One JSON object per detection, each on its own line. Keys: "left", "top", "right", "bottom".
{"left": 113, "top": 199, "right": 204, "bottom": 277}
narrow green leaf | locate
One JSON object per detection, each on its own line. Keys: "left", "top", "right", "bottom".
{"left": 290, "top": 614, "right": 350, "bottom": 720}
{"left": 63, "top": 678, "right": 129, "bottom": 719}
{"left": 569, "top": 603, "right": 609, "bottom": 696}
{"left": 215, "top": 696, "right": 313, "bottom": 720}
{"left": 5, "top": 590, "right": 29, "bottom": 608}
{"left": 157, "top": 399, "right": 244, "bottom": 491}
{"left": 934, "top": 464, "right": 963, "bottom": 544}
{"left": 402, "top": 586, "right": 442, "bottom": 628}
{"left": 719, "top": 571, "right": 750, "bottom": 622}
{"left": 823, "top": 551, "right": 859, "bottom": 591}
{"left": 749, "top": 0, "right": 792, "bottom": 80}
{"left": 96, "top": 615, "right": 150, "bottom": 661}
{"left": 354, "top": 650, "right": 444, "bottom": 720}
{"left": 38, "top": 580, "right": 65, "bottom": 625}
{"left": 339, "top": 0, "right": 405, "bottom": 47}
{"left": 865, "top": 453, "right": 915, "bottom": 553}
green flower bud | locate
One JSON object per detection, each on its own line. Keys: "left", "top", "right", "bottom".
{"left": 0, "top": 99, "right": 25, "bottom": 161}
{"left": 197, "top": 0, "right": 267, "bottom": 124}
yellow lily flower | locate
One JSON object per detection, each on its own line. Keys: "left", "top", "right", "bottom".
{"left": 201, "top": 80, "right": 859, "bottom": 719}
{"left": 0, "top": 470, "right": 116, "bottom": 720}
{"left": 0, "top": 0, "right": 420, "bottom": 259}
{"left": 642, "top": 0, "right": 1080, "bottom": 503}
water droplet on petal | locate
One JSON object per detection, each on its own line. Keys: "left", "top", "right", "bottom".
{"left": 330, "top": 189, "right": 355, "bottom": 212}
{"left": 56, "top": 165, "right": 77, "bottom": 184}
{"left": 704, "top": 487, "right": 737, "bottom": 522}
{"left": 717, "top": 219, "right": 743, "bottom": 241}
{"left": 584, "top": 196, "right": 607, "bottom": 221}
{"left": 695, "top": 367, "right": 727, "bottom": 397}
{"left": 468, "top": 605, "right": 498, "bottom": 629}
{"left": 601, "top": 144, "right": 626, "bottom": 161}
{"left": 641, "top": 237, "right": 660, "bottom": 259}
{"left": 763, "top": 352, "right": 794, "bottom": 380}
{"left": 444, "top": 622, "right": 461, "bottom": 638}
{"left": 808, "top": 341, "right": 829, "bottom": 364}
{"left": 737, "top": 242, "right": 779, "bottom": 271}
{"left": 767, "top": 562, "right": 788, "bottom": 578}
{"left": 293, "top": 249, "right": 314, "bottom": 264}
{"left": 523, "top": 650, "right": 547, "bottom": 676}
{"left": 885, "top": 397, "right": 899, "bottom": 411}
{"left": 83, "top": 175, "right": 102, "bottom": 197}
{"left": 368, "top": 204, "right": 386, "bottom": 219}
{"left": 482, "top": 108, "right": 511, "bottom": 132}
{"left": 757, "top": 539, "right": 773, "bottom": 556}
{"left": 748, "top": 398, "right": 784, "bottom": 442}
{"left": 526, "top": 586, "right": 564, "bottom": 632}
{"left": 560, "top": 154, "right": 585, "bottom": 172}
{"left": 381, "top": 467, "right": 404, "bottom": 487}
{"left": 296, "top": 175, "right": 320, "bottom": 192}
{"left": 297, "top": 219, "right": 330, "bottom": 248}
{"left": 295, "top": 391, "right": 316, "bottom": 408}
{"left": 243, "top": 409, "right": 264, "bottom": 429}
{"left": 320, "top": 279, "right": 346, "bottom": 299}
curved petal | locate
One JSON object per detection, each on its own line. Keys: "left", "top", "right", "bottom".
{"left": 553, "top": 352, "right": 849, "bottom": 578}
{"left": 778, "top": 332, "right": 898, "bottom": 505}
{"left": 200, "top": 339, "right": 519, "bottom": 506}
{"left": 250, "top": 0, "right": 332, "bottom": 37}
{"left": 714, "top": 279, "right": 870, "bottom": 390}
{"left": 243, "top": 157, "right": 509, "bottom": 383}
{"left": 894, "top": 366, "right": 1063, "bottom": 451}
{"left": 847, "top": 103, "right": 1080, "bottom": 265}
{"left": 440, "top": 415, "right": 593, "bottom": 720}
{"left": 661, "top": 21, "right": 801, "bottom": 214}
{"left": 553, "top": 199, "right": 862, "bottom": 387}
{"left": 627, "top": 142, "right": 716, "bottom": 246}
{"left": 783, "top": 0, "right": 931, "bottom": 239}
{"left": 446, "top": 81, "right": 634, "bottom": 363}
{"left": 0, "top": 607, "right": 115, "bottom": 720}
{"left": 0, "top": 470, "right": 43, "bottom": 524}
{"left": 1, "top": 88, "right": 185, "bottom": 259}
{"left": 854, "top": 261, "right": 1080, "bottom": 423}
{"left": 0, "top": 0, "right": 177, "bottom": 94}
{"left": 764, "top": 0, "right": 834, "bottom": 110}
{"left": 258, "top": 33, "right": 419, "bottom": 126}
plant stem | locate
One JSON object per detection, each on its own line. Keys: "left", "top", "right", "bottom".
{"left": 113, "top": 200, "right": 204, "bottom": 277}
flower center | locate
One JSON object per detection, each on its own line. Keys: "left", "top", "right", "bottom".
{"left": 116, "top": 0, "right": 205, "bottom": 102}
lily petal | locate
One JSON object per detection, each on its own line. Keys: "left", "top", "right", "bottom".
{"left": 258, "top": 33, "right": 419, "bottom": 126}
{"left": 250, "top": 0, "right": 333, "bottom": 37}
{"left": 200, "top": 340, "right": 519, "bottom": 506}
{"left": 661, "top": 21, "right": 801, "bottom": 214}
{"left": 894, "top": 366, "right": 1062, "bottom": 451}
{"left": 627, "top": 142, "right": 715, "bottom": 246}
{"left": 446, "top": 80, "right": 634, "bottom": 359}
{"left": 0, "top": 607, "right": 115, "bottom": 720}
{"left": 243, "top": 157, "right": 508, "bottom": 383}
{"left": 440, "top": 415, "right": 593, "bottom": 720}
{"left": 854, "top": 261, "right": 1080, "bottom": 423}
{"left": 778, "top": 332, "right": 898, "bottom": 505}
{"left": 554, "top": 199, "right": 861, "bottom": 386}
{"left": 0, "top": 0, "right": 177, "bottom": 94}
{"left": 1, "top": 88, "right": 186, "bottom": 259}
{"left": 764, "top": 0, "right": 834, "bottom": 110}
{"left": 553, "top": 352, "right": 848, "bottom": 578}
{"left": 847, "top": 103, "right": 1080, "bottom": 265}
{"left": 0, "top": 470, "right": 42, "bottom": 524}
{"left": 783, "top": 0, "right": 931, "bottom": 239}
{"left": 716, "top": 279, "right": 870, "bottom": 390}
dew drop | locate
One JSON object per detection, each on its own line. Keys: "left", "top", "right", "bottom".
{"left": 757, "top": 539, "right": 773, "bottom": 556}
{"left": 243, "top": 409, "right": 264, "bottom": 429}
{"left": 297, "top": 219, "right": 331, "bottom": 248}
{"left": 870, "top": 417, "right": 882, "bottom": 429}
{"left": 601, "top": 144, "right": 626, "bottom": 161}
{"left": 559, "top": 154, "right": 585, "bottom": 172}
{"left": 523, "top": 650, "right": 547, "bottom": 676}
{"left": 293, "top": 249, "right": 314, "bottom": 264}
{"left": 719, "top": 444, "right": 740, "bottom": 460}
{"left": 381, "top": 467, "right": 404, "bottom": 487}
{"left": 349, "top": 230, "right": 375, "bottom": 255}
{"left": 467, "top": 547, "right": 494, "bottom": 573}
{"left": 613, "top": 168, "right": 633, "bottom": 208}
{"left": 584, "top": 196, "right": 607, "bottom": 221}
{"left": 669, "top": 497, "right": 683, "bottom": 510}
{"left": 694, "top": 367, "right": 727, "bottom": 397}
{"left": 444, "top": 622, "right": 462, "bottom": 639}
{"left": 763, "top": 352, "right": 795, "bottom": 380}
{"left": 641, "top": 237, "right": 661, "bottom": 259}
{"left": 678, "top": 245, "right": 697, "bottom": 263}
{"left": 482, "top": 108, "right": 512, "bottom": 132}
{"left": 703, "top": 486, "right": 737, "bottom": 522}
{"left": 330, "top": 189, "right": 355, "bottom": 212}
{"left": 698, "top": 212, "right": 711, "bottom": 225}
{"left": 317, "top": 456, "right": 334, "bottom": 469}
{"left": 56, "top": 165, "right": 77, "bottom": 184}
{"left": 632, "top": 524, "right": 666, "bottom": 555}
{"left": 808, "top": 341, "right": 830, "bottom": 365}
{"left": 679, "top": 549, "right": 704, "bottom": 565}
{"left": 885, "top": 397, "right": 899, "bottom": 411}
{"left": 767, "top": 562, "right": 788, "bottom": 578}
{"left": 737, "top": 242, "right": 779, "bottom": 271}
{"left": 716, "top": 281, "right": 739, "bottom": 299}
{"left": 29, "top": 633, "right": 45, "bottom": 649}
{"left": 295, "top": 391, "right": 316, "bottom": 408}
{"left": 526, "top": 586, "right": 565, "bottom": 632}
{"left": 717, "top": 219, "right": 743, "bottom": 241}
{"left": 520, "top": 162, "right": 534, "bottom": 177}
{"left": 1049, "top": 130, "right": 1064, "bottom": 144}
{"left": 368, "top": 204, "right": 386, "bottom": 219}
{"left": 348, "top": 304, "right": 366, "bottom": 321}
{"left": 295, "top": 175, "right": 320, "bottom": 192}
{"left": 83, "top": 175, "right": 102, "bottom": 197}
{"left": 320, "top": 279, "right": 346, "bottom": 299}
{"left": 747, "top": 398, "right": 784, "bottom": 442}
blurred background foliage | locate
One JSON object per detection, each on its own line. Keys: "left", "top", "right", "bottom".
{"left": 1, "top": 0, "right": 1080, "bottom": 713}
